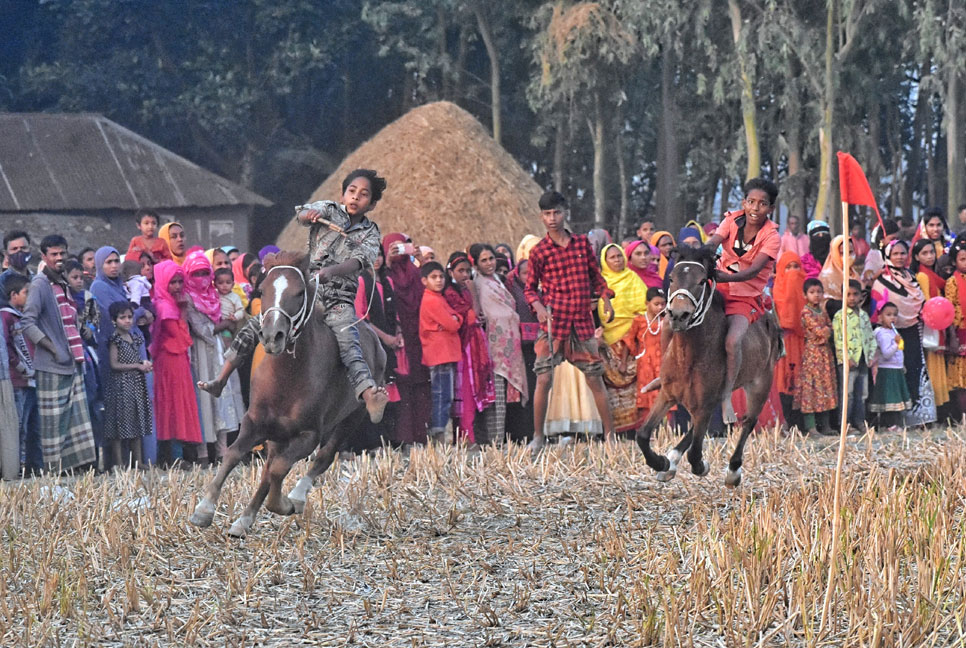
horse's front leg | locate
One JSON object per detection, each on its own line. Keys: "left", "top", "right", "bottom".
{"left": 288, "top": 414, "right": 359, "bottom": 514}
{"left": 725, "top": 375, "right": 771, "bottom": 487}
{"left": 686, "top": 409, "right": 712, "bottom": 477}
{"left": 636, "top": 392, "right": 675, "bottom": 474}
{"left": 190, "top": 414, "right": 264, "bottom": 528}
{"left": 228, "top": 443, "right": 276, "bottom": 538}
{"left": 265, "top": 429, "right": 322, "bottom": 516}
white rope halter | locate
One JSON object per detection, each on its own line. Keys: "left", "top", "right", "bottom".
{"left": 665, "top": 260, "right": 717, "bottom": 330}
{"left": 259, "top": 265, "right": 320, "bottom": 347}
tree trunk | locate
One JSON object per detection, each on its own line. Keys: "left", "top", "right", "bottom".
{"left": 553, "top": 121, "right": 565, "bottom": 192}
{"left": 947, "top": 71, "right": 965, "bottom": 220}
{"left": 785, "top": 80, "right": 807, "bottom": 222}
{"left": 729, "top": 0, "right": 760, "bottom": 181}
{"left": 437, "top": 6, "right": 449, "bottom": 100}
{"left": 813, "top": 0, "right": 836, "bottom": 226}
{"left": 905, "top": 69, "right": 929, "bottom": 219}
{"left": 656, "top": 47, "right": 680, "bottom": 231}
{"left": 473, "top": 4, "right": 501, "bottom": 145}
{"left": 615, "top": 105, "right": 629, "bottom": 239}
{"left": 588, "top": 90, "right": 606, "bottom": 228}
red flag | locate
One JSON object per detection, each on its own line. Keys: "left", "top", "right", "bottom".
{"left": 837, "top": 151, "right": 885, "bottom": 233}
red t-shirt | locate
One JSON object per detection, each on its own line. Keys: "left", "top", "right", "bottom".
{"left": 126, "top": 236, "right": 172, "bottom": 262}
{"left": 716, "top": 211, "right": 780, "bottom": 297}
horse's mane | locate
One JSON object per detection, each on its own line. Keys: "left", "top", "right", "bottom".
{"left": 262, "top": 250, "right": 309, "bottom": 272}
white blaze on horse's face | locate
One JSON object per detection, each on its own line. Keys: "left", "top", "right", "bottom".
{"left": 259, "top": 267, "right": 307, "bottom": 355}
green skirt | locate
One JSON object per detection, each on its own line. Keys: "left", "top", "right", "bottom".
{"left": 868, "top": 367, "right": 912, "bottom": 413}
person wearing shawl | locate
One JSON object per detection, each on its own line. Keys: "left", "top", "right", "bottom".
{"left": 473, "top": 245, "right": 528, "bottom": 443}
{"left": 157, "top": 222, "right": 188, "bottom": 265}
{"left": 772, "top": 251, "right": 806, "bottom": 429}
{"left": 818, "top": 235, "right": 859, "bottom": 309}
{"left": 597, "top": 243, "right": 648, "bottom": 432}
{"left": 383, "top": 232, "right": 431, "bottom": 444}
{"left": 872, "top": 240, "right": 936, "bottom": 425}
{"left": 90, "top": 246, "right": 157, "bottom": 464}
{"left": 910, "top": 238, "right": 951, "bottom": 412}
{"left": 623, "top": 240, "right": 662, "bottom": 288}
{"left": 678, "top": 225, "right": 703, "bottom": 248}
{"left": 800, "top": 220, "right": 831, "bottom": 279}
{"left": 21, "top": 235, "right": 97, "bottom": 473}
{"left": 504, "top": 256, "right": 539, "bottom": 441}
{"left": 650, "top": 231, "right": 676, "bottom": 280}
{"left": 516, "top": 235, "right": 540, "bottom": 264}
{"left": 231, "top": 253, "right": 256, "bottom": 300}
{"left": 183, "top": 250, "right": 243, "bottom": 463}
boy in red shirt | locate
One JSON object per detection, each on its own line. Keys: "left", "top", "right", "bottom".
{"left": 126, "top": 210, "right": 172, "bottom": 263}
{"left": 703, "top": 177, "right": 781, "bottom": 400}
{"left": 419, "top": 261, "right": 463, "bottom": 442}
{"left": 524, "top": 191, "right": 615, "bottom": 450}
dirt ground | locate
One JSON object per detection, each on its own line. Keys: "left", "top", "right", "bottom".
{"left": 2, "top": 425, "right": 964, "bottom": 647}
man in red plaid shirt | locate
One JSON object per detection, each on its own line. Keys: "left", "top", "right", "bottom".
{"left": 524, "top": 191, "right": 615, "bottom": 450}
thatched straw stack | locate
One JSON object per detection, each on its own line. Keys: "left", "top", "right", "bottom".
{"left": 277, "top": 101, "right": 545, "bottom": 256}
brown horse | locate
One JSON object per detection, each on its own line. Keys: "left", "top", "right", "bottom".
{"left": 636, "top": 245, "right": 782, "bottom": 487}
{"left": 189, "top": 251, "right": 386, "bottom": 537}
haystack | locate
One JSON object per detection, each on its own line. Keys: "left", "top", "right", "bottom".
{"left": 277, "top": 102, "right": 545, "bottom": 258}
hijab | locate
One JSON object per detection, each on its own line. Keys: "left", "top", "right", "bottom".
{"left": 598, "top": 244, "right": 649, "bottom": 346}
{"left": 677, "top": 226, "right": 702, "bottom": 246}
{"left": 623, "top": 240, "right": 662, "bottom": 288}
{"left": 151, "top": 260, "right": 184, "bottom": 322}
{"left": 157, "top": 222, "right": 186, "bottom": 265}
{"left": 684, "top": 220, "right": 708, "bottom": 243}
{"left": 650, "top": 231, "right": 676, "bottom": 279}
{"left": 807, "top": 220, "right": 831, "bottom": 266}
{"left": 183, "top": 250, "right": 222, "bottom": 323}
{"left": 516, "top": 235, "right": 540, "bottom": 263}
{"left": 91, "top": 246, "right": 127, "bottom": 307}
{"left": 773, "top": 252, "right": 806, "bottom": 333}
{"left": 258, "top": 245, "right": 280, "bottom": 262}
{"left": 876, "top": 240, "right": 924, "bottom": 326}
{"left": 818, "top": 235, "right": 857, "bottom": 300}
{"left": 231, "top": 254, "right": 253, "bottom": 293}
{"left": 383, "top": 233, "right": 423, "bottom": 315}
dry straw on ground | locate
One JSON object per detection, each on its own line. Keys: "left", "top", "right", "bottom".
{"left": 277, "top": 101, "right": 545, "bottom": 258}
{"left": 2, "top": 426, "right": 966, "bottom": 647}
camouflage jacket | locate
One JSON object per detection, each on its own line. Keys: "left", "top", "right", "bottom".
{"left": 297, "top": 200, "right": 381, "bottom": 307}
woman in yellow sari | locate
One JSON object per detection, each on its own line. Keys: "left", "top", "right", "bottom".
{"left": 598, "top": 244, "right": 649, "bottom": 432}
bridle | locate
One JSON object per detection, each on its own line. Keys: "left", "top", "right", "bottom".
{"left": 666, "top": 260, "right": 716, "bottom": 330}
{"left": 259, "top": 265, "right": 320, "bottom": 348}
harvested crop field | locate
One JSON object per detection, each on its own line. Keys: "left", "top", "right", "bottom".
{"left": 2, "top": 426, "right": 966, "bottom": 647}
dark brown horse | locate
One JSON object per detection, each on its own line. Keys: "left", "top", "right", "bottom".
{"left": 636, "top": 245, "right": 782, "bottom": 486}
{"left": 189, "top": 251, "right": 385, "bottom": 536}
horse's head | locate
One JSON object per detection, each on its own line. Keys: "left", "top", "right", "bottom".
{"left": 259, "top": 251, "right": 312, "bottom": 355}
{"left": 666, "top": 245, "right": 716, "bottom": 332}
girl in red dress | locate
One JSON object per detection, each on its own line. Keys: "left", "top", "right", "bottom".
{"left": 150, "top": 260, "right": 202, "bottom": 463}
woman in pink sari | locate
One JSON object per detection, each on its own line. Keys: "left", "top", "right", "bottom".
{"left": 623, "top": 240, "right": 663, "bottom": 288}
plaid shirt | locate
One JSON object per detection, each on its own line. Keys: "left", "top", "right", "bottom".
{"left": 524, "top": 232, "right": 609, "bottom": 340}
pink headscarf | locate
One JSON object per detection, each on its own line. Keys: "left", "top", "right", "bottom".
{"left": 182, "top": 250, "right": 222, "bottom": 323}
{"left": 151, "top": 261, "right": 184, "bottom": 322}
{"left": 623, "top": 240, "right": 663, "bottom": 288}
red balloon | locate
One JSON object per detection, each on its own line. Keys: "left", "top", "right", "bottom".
{"left": 922, "top": 296, "right": 954, "bottom": 330}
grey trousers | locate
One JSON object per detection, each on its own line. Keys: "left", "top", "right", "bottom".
{"left": 226, "top": 302, "right": 375, "bottom": 398}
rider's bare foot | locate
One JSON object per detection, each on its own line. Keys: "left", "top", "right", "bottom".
{"left": 198, "top": 379, "right": 226, "bottom": 398}
{"left": 362, "top": 386, "right": 389, "bottom": 423}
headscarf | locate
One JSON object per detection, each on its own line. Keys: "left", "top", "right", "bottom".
{"left": 598, "top": 244, "right": 648, "bottom": 346}
{"left": 703, "top": 222, "right": 718, "bottom": 238}
{"left": 685, "top": 220, "right": 709, "bottom": 243}
{"left": 419, "top": 245, "right": 435, "bottom": 261}
{"left": 91, "top": 246, "right": 127, "bottom": 307}
{"left": 157, "top": 222, "right": 186, "bottom": 265}
{"left": 773, "top": 252, "right": 806, "bottom": 334}
{"left": 623, "top": 240, "right": 662, "bottom": 288}
{"left": 650, "top": 231, "right": 676, "bottom": 279}
{"left": 258, "top": 245, "right": 280, "bottom": 262}
{"left": 183, "top": 250, "right": 221, "bottom": 323}
{"left": 495, "top": 243, "right": 514, "bottom": 268}
{"left": 587, "top": 229, "right": 612, "bottom": 259}
{"left": 232, "top": 254, "right": 252, "bottom": 291}
{"left": 204, "top": 248, "right": 216, "bottom": 264}
{"left": 516, "top": 235, "right": 540, "bottom": 262}
{"left": 383, "top": 232, "right": 423, "bottom": 316}
{"left": 818, "top": 235, "right": 857, "bottom": 300}
{"left": 151, "top": 260, "right": 184, "bottom": 322}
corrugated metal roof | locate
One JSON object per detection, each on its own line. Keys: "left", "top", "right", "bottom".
{"left": 0, "top": 113, "right": 272, "bottom": 211}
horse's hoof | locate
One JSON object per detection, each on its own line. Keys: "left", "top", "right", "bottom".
{"left": 692, "top": 460, "right": 710, "bottom": 477}
{"left": 655, "top": 469, "right": 677, "bottom": 483}
{"left": 290, "top": 497, "right": 305, "bottom": 515}
{"left": 227, "top": 515, "right": 254, "bottom": 538}
{"left": 667, "top": 449, "right": 682, "bottom": 471}
{"left": 725, "top": 467, "right": 742, "bottom": 488}
{"left": 189, "top": 498, "right": 215, "bottom": 528}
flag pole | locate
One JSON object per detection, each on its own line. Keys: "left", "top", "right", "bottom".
{"left": 820, "top": 199, "right": 852, "bottom": 633}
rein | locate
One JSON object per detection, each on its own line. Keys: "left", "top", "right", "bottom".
{"left": 259, "top": 265, "right": 320, "bottom": 348}
{"left": 666, "top": 260, "right": 717, "bottom": 330}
